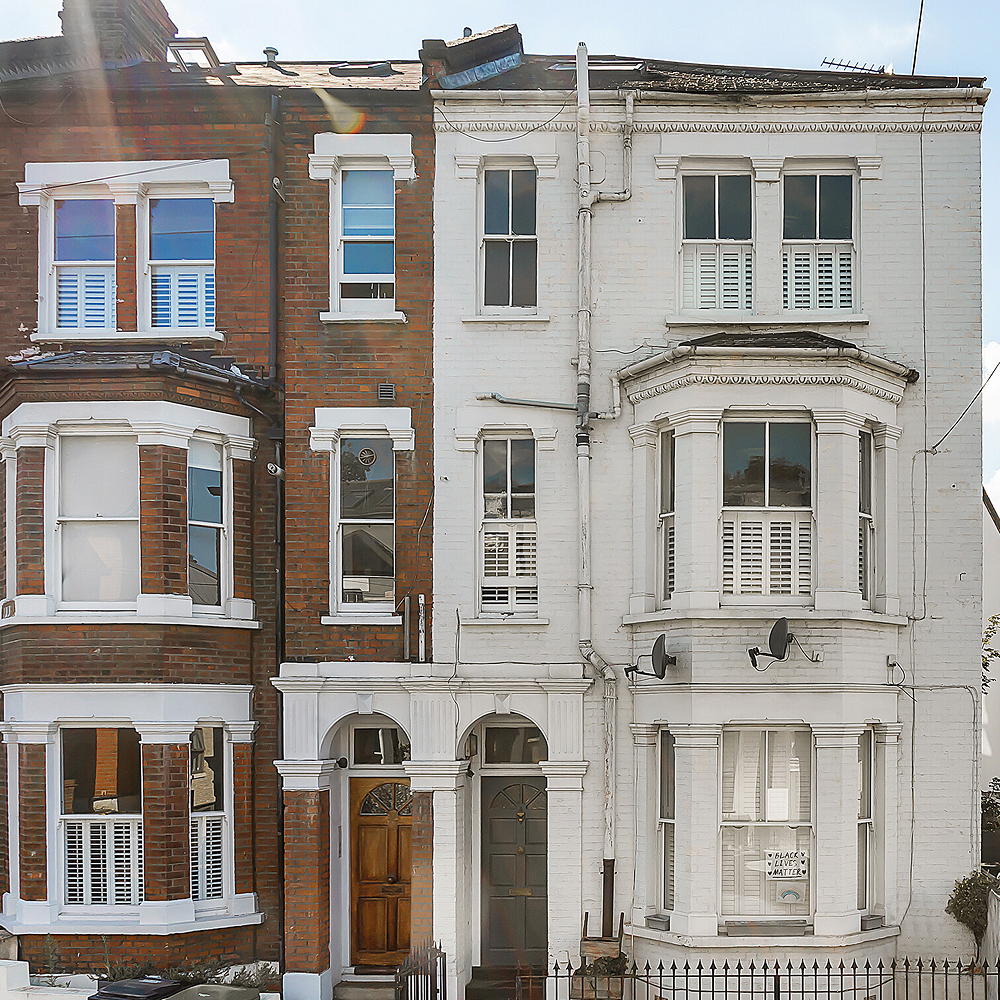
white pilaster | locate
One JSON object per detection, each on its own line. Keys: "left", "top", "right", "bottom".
{"left": 813, "top": 410, "right": 866, "bottom": 612}
{"left": 670, "top": 725, "right": 721, "bottom": 935}
{"left": 873, "top": 423, "right": 902, "bottom": 615}
{"left": 874, "top": 723, "right": 902, "bottom": 924}
{"left": 812, "top": 725, "right": 864, "bottom": 935}
{"left": 629, "top": 423, "right": 659, "bottom": 615}
{"left": 629, "top": 724, "right": 659, "bottom": 927}
{"left": 670, "top": 410, "right": 723, "bottom": 611}
{"left": 751, "top": 156, "right": 784, "bottom": 314}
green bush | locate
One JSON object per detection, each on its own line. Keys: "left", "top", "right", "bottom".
{"left": 946, "top": 869, "right": 1000, "bottom": 949}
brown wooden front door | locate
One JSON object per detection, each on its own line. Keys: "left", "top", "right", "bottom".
{"left": 350, "top": 777, "right": 413, "bottom": 967}
{"left": 481, "top": 777, "right": 547, "bottom": 968}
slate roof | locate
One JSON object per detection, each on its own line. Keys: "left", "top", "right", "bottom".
{"left": 680, "top": 330, "right": 858, "bottom": 350}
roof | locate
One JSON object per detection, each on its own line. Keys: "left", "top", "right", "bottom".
{"left": 681, "top": 330, "right": 858, "bottom": 350}
{"left": 457, "top": 52, "right": 985, "bottom": 94}
{"left": 5, "top": 350, "right": 269, "bottom": 390}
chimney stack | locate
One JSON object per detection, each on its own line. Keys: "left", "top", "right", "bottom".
{"left": 60, "top": 0, "right": 178, "bottom": 67}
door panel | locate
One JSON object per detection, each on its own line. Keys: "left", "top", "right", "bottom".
{"left": 481, "top": 777, "right": 547, "bottom": 968}
{"left": 350, "top": 777, "right": 413, "bottom": 967}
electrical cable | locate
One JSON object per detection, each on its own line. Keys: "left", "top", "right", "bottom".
{"left": 929, "top": 359, "right": 1000, "bottom": 453}
{"left": 436, "top": 92, "right": 573, "bottom": 143}
{"left": 911, "top": 0, "right": 927, "bottom": 75}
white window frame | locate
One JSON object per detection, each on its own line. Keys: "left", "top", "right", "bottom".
{"left": 188, "top": 436, "right": 232, "bottom": 616}
{"left": 19, "top": 160, "right": 232, "bottom": 343}
{"left": 54, "top": 430, "right": 141, "bottom": 612}
{"left": 859, "top": 428, "right": 875, "bottom": 608}
{"left": 657, "top": 428, "right": 675, "bottom": 607}
{"left": 720, "top": 414, "right": 816, "bottom": 605}
{"left": 333, "top": 434, "right": 396, "bottom": 616}
{"left": 141, "top": 194, "right": 217, "bottom": 334}
{"left": 334, "top": 167, "right": 396, "bottom": 314}
{"left": 679, "top": 170, "right": 754, "bottom": 313}
{"left": 719, "top": 726, "right": 815, "bottom": 923}
{"left": 190, "top": 724, "right": 233, "bottom": 912}
{"left": 780, "top": 168, "right": 858, "bottom": 313}
{"left": 857, "top": 727, "right": 875, "bottom": 914}
{"left": 657, "top": 729, "right": 676, "bottom": 913}
{"left": 477, "top": 433, "right": 538, "bottom": 617}
{"left": 479, "top": 160, "right": 539, "bottom": 317}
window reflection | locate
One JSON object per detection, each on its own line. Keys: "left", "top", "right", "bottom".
{"left": 191, "top": 726, "right": 225, "bottom": 812}
{"left": 484, "top": 726, "right": 547, "bottom": 764}
{"left": 723, "top": 422, "right": 811, "bottom": 508}
{"left": 353, "top": 727, "right": 411, "bottom": 765}
{"left": 62, "top": 728, "right": 141, "bottom": 815}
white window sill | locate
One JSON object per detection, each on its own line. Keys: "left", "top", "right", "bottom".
{"left": 623, "top": 607, "right": 908, "bottom": 627}
{"left": 626, "top": 921, "right": 898, "bottom": 949}
{"left": 31, "top": 329, "right": 225, "bottom": 343}
{"left": 461, "top": 314, "right": 550, "bottom": 324}
{"left": 460, "top": 616, "right": 550, "bottom": 627}
{"left": 0, "top": 907, "right": 264, "bottom": 936}
{"left": 320, "top": 310, "right": 407, "bottom": 324}
{"left": 322, "top": 614, "right": 402, "bottom": 626}
{"left": 0, "top": 613, "right": 260, "bottom": 631}
{"left": 664, "top": 312, "right": 868, "bottom": 327}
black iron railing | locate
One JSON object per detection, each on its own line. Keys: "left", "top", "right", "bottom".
{"left": 395, "top": 943, "right": 447, "bottom": 1000}
{"left": 516, "top": 958, "right": 996, "bottom": 1000}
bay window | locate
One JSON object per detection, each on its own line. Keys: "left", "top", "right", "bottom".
{"left": 190, "top": 725, "right": 225, "bottom": 902}
{"left": 721, "top": 419, "right": 813, "bottom": 600}
{"left": 480, "top": 436, "right": 537, "bottom": 614}
{"left": 339, "top": 169, "right": 395, "bottom": 309}
{"left": 61, "top": 727, "right": 143, "bottom": 906}
{"left": 681, "top": 174, "right": 753, "bottom": 311}
{"left": 337, "top": 437, "right": 395, "bottom": 610}
{"left": 53, "top": 199, "right": 116, "bottom": 330}
{"left": 149, "top": 197, "right": 216, "bottom": 329}
{"left": 721, "top": 728, "right": 812, "bottom": 919}
{"left": 782, "top": 174, "right": 855, "bottom": 311}
{"left": 483, "top": 168, "right": 537, "bottom": 310}
{"left": 58, "top": 435, "right": 140, "bottom": 606}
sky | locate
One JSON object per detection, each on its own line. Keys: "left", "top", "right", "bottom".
{"left": 9, "top": 0, "right": 999, "bottom": 488}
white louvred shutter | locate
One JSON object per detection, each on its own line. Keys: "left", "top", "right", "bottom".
{"left": 87, "top": 821, "right": 109, "bottom": 904}
{"left": 57, "top": 267, "right": 114, "bottom": 329}
{"left": 837, "top": 249, "right": 853, "bottom": 309}
{"left": 110, "top": 819, "right": 140, "bottom": 904}
{"left": 151, "top": 265, "right": 214, "bottom": 328}
{"left": 768, "top": 519, "right": 794, "bottom": 595}
{"left": 663, "top": 519, "right": 676, "bottom": 597}
{"left": 797, "top": 517, "right": 813, "bottom": 595}
{"left": 737, "top": 518, "right": 765, "bottom": 595}
{"left": 64, "top": 820, "right": 85, "bottom": 904}
{"left": 204, "top": 816, "right": 225, "bottom": 898}
{"left": 721, "top": 518, "right": 736, "bottom": 594}
{"left": 190, "top": 819, "right": 201, "bottom": 899}
{"left": 662, "top": 823, "right": 675, "bottom": 910}
{"left": 482, "top": 529, "right": 509, "bottom": 578}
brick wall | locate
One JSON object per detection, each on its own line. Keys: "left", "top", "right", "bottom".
{"left": 141, "top": 742, "right": 190, "bottom": 901}
{"left": 18, "top": 743, "right": 47, "bottom": 902}
{"left": 282, "top": 789, "right": 330, "bottom": 975}
{"left": 231, "top": 741, "right": 254, "bottom": 896}
{"left": 139, "top": 444, "right": 188, "bottom": 596}
{"left": 409, "top": 790, "right": 433, "bottom": 946}
{"left": 14, "top": 448, "right": 45, "bottom": 597}
{"left": 115, "top": 203, "right": 139, "bottom": 333}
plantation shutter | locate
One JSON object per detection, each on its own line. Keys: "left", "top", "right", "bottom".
{"left": 56, "top": 268, "right": 115, "bottom": 329}
{"left": 151, "top": 265, "right": 215, "bottom": 328}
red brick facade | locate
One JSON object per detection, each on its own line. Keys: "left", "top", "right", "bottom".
{"left": 17, "top": 743, "right": 47, "bottom": 902}
{"left": 14, "top": 449, "right": 45, "bottom": 597}
{"left": 139, "top": 444, "right": 189, "bottom": 596}
{"left": 282, "top": 789, "right": 331, "bottom": 975}
{"left": 141, "top": 741, "right": 191, "bottom": 901}
{"left": 409, "top": 791, "right": 434, "bottom": 947}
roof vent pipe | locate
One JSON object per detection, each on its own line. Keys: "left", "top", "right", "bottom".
{"left": 264, "top": 46, "right": 279, "bottom": 66}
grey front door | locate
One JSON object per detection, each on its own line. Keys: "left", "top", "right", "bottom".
{"left": 480, "top": 776, "right": 547, "bottom": 968}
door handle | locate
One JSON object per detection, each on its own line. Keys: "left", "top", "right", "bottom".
{"left": 387, "top": 875, "right": 398, "bottom": 884}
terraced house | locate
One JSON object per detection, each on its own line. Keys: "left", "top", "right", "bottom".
{"left": 0, "top": 4, "right": 990, "bottom": 1000}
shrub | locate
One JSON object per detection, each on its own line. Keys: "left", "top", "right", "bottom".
{"left": 946, "top": 869, "right": 1000, "bottom": 952}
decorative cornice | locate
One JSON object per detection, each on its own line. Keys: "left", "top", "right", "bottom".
{"left": 435, "top": 120, "right": 980, "bottom": 135}
{"left": 630, "top": 373, "right": 903, "bottom": 405}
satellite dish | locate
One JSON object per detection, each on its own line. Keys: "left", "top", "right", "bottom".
{"left": 625, "top": 634, "right": 676, "bottom": 681}
{"left": 748, "top": 618, "right": 794, "bottom": 671}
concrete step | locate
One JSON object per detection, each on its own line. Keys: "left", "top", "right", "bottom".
{"left": 333, "top": 981, "right": 395, "bottom": 1000}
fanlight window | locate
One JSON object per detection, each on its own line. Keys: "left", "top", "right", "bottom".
{"left": 359, "top": 781, "right": 413, "bottom": 817}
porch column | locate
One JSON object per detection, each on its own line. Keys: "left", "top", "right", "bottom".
{"left": 813, "top": 725, "right": 863, "bottom": 935}
{"left": 136, "top": 723, "right": 194, "bottom": 925}
{"left": 629, "top": 725, "right": 659, "bottom": 927}
{"left": 670, "top": 410, "right": 723, "bottom": 611}
{"left": 628, "top": 423, "right": 658, "bottom": 615}
{"left": 276, "top": 760, "right": 337, "bottom": 1000}
{"left": 405, "top": 761, "right": 469, "bottom": 1000}
{"left": 670, "top": 724, "right": 721, "bottom": 935}
{"left": 873, "top": 423, "right": 902, "bottom": 615}
{"left": 539, "top": 760, "right": 589, "bottom": 967}
{"left": 813, "top": 410, "right": 865, "bottom": 612}
{"left": 874, "top": 724, "right": 902, "bottom": 925}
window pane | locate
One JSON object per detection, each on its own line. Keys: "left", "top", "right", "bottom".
{"left": 150, "top": 198, "right": 214, "bottom": 260}
{"left": 722, "top": 729, "right": 763, "bottom": 820}
{"left": 723, "top": 423, "right": 765, "bottom": 507}
{"left": 62, "top": 521, "right": 140, "bottom": 602}
{"left": 341, "top": 438, "right": 394, "bottom": 518}
{"left": 721, "top": 825, "right": 810, "bottom": 916}
{"left": 683, "top": 175, "right": 715, "bottom": 239}
{"left": 660, "top": 431, "right": 674, "bottom": 514}
{"left": 342, "top": 169, "right": 394, "bottom": 206}
{"left": 510, "top": 241, "right": 537, "bottom": 307}
{"left": 354, "top": 727, "right": 411, "bottom": 765}
{"left": 341, "top": 282, "right": 394, "bottom": 300}
{"left": 483, "top": 439, "right": 508, "bottom": 495}
{"left": 62, "top": 728, "right": 141, "bottom": 815}
{"left": 858, "top": 730, "right": 872, "bottom": 819}
{"left": 191, "top": 726, "right": 225, "bottom": 811}
{"left": 764, "top": 730, "right": 811, "bottom": 822}
{"left": 859, "top": 432, "right": 872, "bottom": 515}
{"left": 342, "top": 523, "right": 394, "bottom": 603}
{"left": 783, "top": 175, "right": 816, "bottom": 240}
{"left": 768, "top": 423, "right": 811, "bottom": 507}
{"left": 188, "top": 445, "right": 223, "bottom": 524}
{"left": 857, "top": 823, "right": 869, "bottom": 910}
{"left": 510, "top": 439, "right": 535, "bottom": 493}
{"left": 484, "top": 170, "right": 510, "bottom": 235}
{"left": 343, "top": 241, "right": 394, "bottom": 275}
{"left": 55, "top": 200, "right": 115, "bottom": 261}
{"left": 718, "top": 175, "right": 752, "bottom": 240}
{"left": 511, "top": 170, "right": 536, "bottom": 236}
{"left": 342, "top": 207, "right": 394, "bottom": 237}
{"left": 189, "top": 524, "right": 221, "bottom": 606}
{"left": 483, "top": 726, "right": 547, "bottom": 763}
{"left": 484, "top": 240, "right": 511, "bottom": 306}
{"left": 819, "top": 175, "right": 852, "bottom": 240}
{"left": 659, "top": 731, "right": 675, "bottom": 820}
{"left": 60, "top": 436, "right": 139, "bottom": 518}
